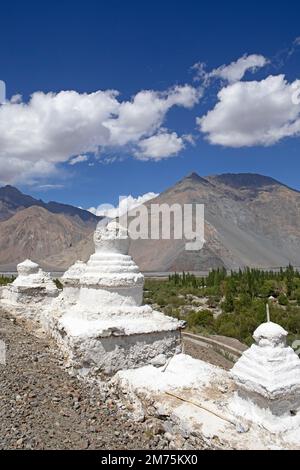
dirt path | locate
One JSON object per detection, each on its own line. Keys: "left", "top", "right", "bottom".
{"left": 183, "top": 338, "right": 234, "bottom": 370}
{"left": 0, "top": 310, "right": 164, "bottom": 450}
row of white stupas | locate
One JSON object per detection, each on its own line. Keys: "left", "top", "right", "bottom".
{"left": 1, "top": 220, "right": 300, "bottom": 447}
{"left": 1, "top": 222, "right": 183, "bottom": 377}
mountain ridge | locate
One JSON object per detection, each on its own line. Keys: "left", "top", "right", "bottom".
{"left": 206, "top": 172, "right": 299, "bottom": 193}
{"left": 127, "top": 171, "right": 300, "bottom": 271}
{"left": 0, "top": 184, "right": 99, "bottom": 223}
{"left": 0, "top": 172, "right": 299, "bottom": 271}
{"left": 0, "top": 205, "right": 95, "bottom": 270}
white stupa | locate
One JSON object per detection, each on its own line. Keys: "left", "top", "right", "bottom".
{"left": 54, "top": 221, "right": 183, "bottom": 378}
{"left": 79, "top": 222, "right": 144, "bottom": 311}
{"left": 229, "top": 321, "right": 300, "bottom": 432}
{"left": 1, "top": 259, "right": 59, "bottom": 320}
{"left": 61, "top": 260, "right": 86, "bottom": 304}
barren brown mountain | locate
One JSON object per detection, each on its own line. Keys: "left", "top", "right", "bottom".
{"left": 0, "top": 206, "right": 96, "bottom": 270}
{"left": 0, "top": 172, "right": 300, "bottom": 272}
{"left": 128, "top": 172, "right": 300, "bottom": 271}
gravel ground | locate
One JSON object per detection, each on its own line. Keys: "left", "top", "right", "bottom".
{"left": 0, "top": 309, "right": 167, "bottom": 450}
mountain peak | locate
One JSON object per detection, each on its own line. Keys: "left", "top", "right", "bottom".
{"left": 186, "top": 171, "right": 201, "bottom": 180}
{"left": 0, "top": 184, "right": 38, "bottom": 206}
{"left": 185, "top": 171, "right": 209, "bottom": 181}
{"left": 181, "top": 172, "right": 211, "bottom": 185}
{"left": 0, "top": 185, "right": 22, "bottom": 195}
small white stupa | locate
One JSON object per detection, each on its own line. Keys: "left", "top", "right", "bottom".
{"left": 229, "top": 321, "right": 300, "bottom": 432}
{"left": 61, "top": 260, "right": 86, "bottom": 304}
{"left": 1, "top": 259, "right": 59, "bottom": 320}
{"left": 54, "top": 221, "right": 183, "bottom": 378}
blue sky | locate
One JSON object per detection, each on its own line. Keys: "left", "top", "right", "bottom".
{"left": 0, "top": 0, "right": 300, "bottom": 210}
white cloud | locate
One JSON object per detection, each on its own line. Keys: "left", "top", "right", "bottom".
{"left": 134, "top": 131, "right": 184, "bottom": 160}
{"left": 193, "top": 54, "right": 268, "bottom": 84}
{"left": 0, "top": 84, "right": 200, "bottom": 184}
{"left": 0, "top": 90, "right": 118, "bottom": 184}
{"left": 198, "top": 74, "right": 300, "bottom": 147}
{"left": 104, "top": 85, "right": 201, "bottom": 146}
{"left": 88, "top": 192, "right": 158, "bottom": 218}
{"left": 69, "top": 154, "right": 89, "bottom": 165}
{"left": 0, "top": 158, "right": 58, "bottom": 185}
{"left": 211, "top": 54, "right": 268, "bottom": 83}
{"left": 10, "top": 94, "right": 22, "bottom": 104}
{"left": 182, "top": 133, "right": 196, "bottom": 145}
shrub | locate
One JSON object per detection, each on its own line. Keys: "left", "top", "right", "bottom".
{"left": 186, "top": 310, "right": 214, "bottom": 329}
{"left": 217, "top": 321, "right": 240, "bottom": 339}
{"left": 259, "top": 279, "right": 280, "bottom": 297}
{"left": 293, "top": 288, "right": 300, "bottom": 306}
{"left": 278, "top": 294, "right": 288, "bottom": 306}
{"left": 0, "top": 275, "right": 15, "bottom": 285}
{"left": 222, "top": 293, "right": 234, "bottom": 313}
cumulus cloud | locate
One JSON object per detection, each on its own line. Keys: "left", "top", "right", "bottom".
{"left": 0, "top": 84, "right": 200, "bottom": 184}
{"left": 211, "top": 54, "right": 268, "bottom": 83}
{"left": 193, "top": 54, "right": 268, "bottom": 84}
{"left": 69, "top": 154, "right": 89, "bottom": 165}
{"left": 134, "top": 131, "right": 184, "bottom": 160}
{"left": 10, "top": 94, "right": 22, "bottom": 104}
{"left": 104, "top": 85, "right": 201, "bottom": 146}
{"left": 0, "top": 90, "right": 118, "bottom": 184}
{"left": 88, "top": 192, "right": 158, "bottom": 218}
{"left": 198, "top": 74, "right": 300, "bottom": 147}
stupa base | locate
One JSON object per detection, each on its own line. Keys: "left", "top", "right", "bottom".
{"left": 1, "top": 286, "right": 58, "bottom": 322}
{"left": 53, "top": 309, "right": 182, "bottom": 379}
{"left": 229, "top": 389, "right": 300, "bottom": 433}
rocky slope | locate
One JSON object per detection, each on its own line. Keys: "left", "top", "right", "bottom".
{"left": 128, "top": 172, "right": 300, "bottom": 271}
{"left": 0, "top": 309, "right": 174, "bottom": 450}
{"left": 0, "top": 206, "right": 95, "bottom": 270}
